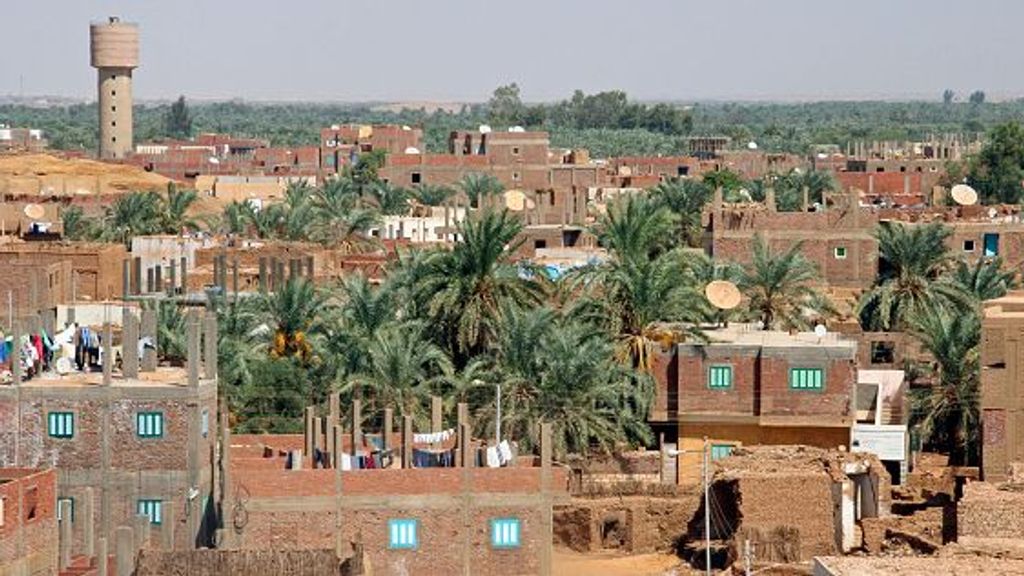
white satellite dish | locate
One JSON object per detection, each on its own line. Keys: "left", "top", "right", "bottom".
{"left": 23, "top": 204, "right": 45, "bottom": 220}
{"left": 478, "top": 124, "right": 492, "bottom": 134}
{"left": 951, "top": 184, "right": 978, "bottom": 206}
{"left": 705, "top": 280, "right": 742, "bottom": 310}
{"left": 814, "top": 324, "right": 828, "bottom": 338}
{"left": 747, "top": 141, "right": 758, "bottom": 150}
{"left": 404, "top": 146, "right": 420, "bottom": 154}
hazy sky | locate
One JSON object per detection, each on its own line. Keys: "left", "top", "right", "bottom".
{"left": 3, "top": 0, "right": 1023, "bottom": 103}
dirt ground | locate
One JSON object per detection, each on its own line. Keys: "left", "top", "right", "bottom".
{"left": 552, "top": 547, "right": 691, "bottom": 576}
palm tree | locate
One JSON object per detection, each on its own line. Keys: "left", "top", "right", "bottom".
{"left": 740, "top": 236, "right": 832, "bottom": 331}
{"left": 426, "top": 209, "right": 545, "bottom": 360}
{"left": 649, "top": 178, "right": 712, "bottom": 248}
{"left": 907, "top": 304, "right": 981, "bottom": 465}
{"left": 101, "top": 191, "right": 163, "bottom": 246}
{"left": 161, "top": 183, "right": 201, "bottom": 233}
{"left": 594, "top": 194, "right": 678, "bottom": 262}
{"left": 61, "top": 206, "right": 95, "bottom": 240}
{"left": 578, "top": 195, "right": 703, "bottom": 370}
{"left": 412, "top": 184, "right": 456, "bottom": 208}
{"left": 367, "top": 181, "right": 410, "bottom": 216}
{"left": 458, "top": 173, "right": 505, "bottom": 209}
{"left": 858, "top": 222, "right": 969, "bottom": 330}
{"left": 220, "top": 201, "right": 251, "bottom": 236}
{"left": 261, "top": 277, "right": 325, "bottom": 362}
{"left": 280, "top": 180, "right": 317, "bottom": 241}
{"left": 154, "top": 300, "right": 186, "bottom": 361}
{"left": 341, "top": 321, "right": 453, "bottom": 422}
{"left": 950, "top": 256, "right": 1017, "bottom": 302}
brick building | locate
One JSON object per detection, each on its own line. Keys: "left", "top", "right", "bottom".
{"left": 979, "top": 292, "right": 1024, "bottom": 482}
{"left": 0, "top": 309, "right": 219, "bottom": 557}
{"left": 0, "top": 468, "right": 58, "bottom": 576}
{"left": 708, "top": 190, "right": 880, "bottom": 290}
{"left": 650, "top": 325, "right": 858, "bottom": 486}
{"left": 0, "top": 242, "right": 127, "bottom": 303}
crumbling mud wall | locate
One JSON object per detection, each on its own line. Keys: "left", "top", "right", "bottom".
{"left": 958, "top": 482, "right": 1024, "bottom": 541}
{"left": 553, "top": 493, "right": 700, "bottom": 554}
{"left": 135, "top": 549, "right": 342, "bottom": 576}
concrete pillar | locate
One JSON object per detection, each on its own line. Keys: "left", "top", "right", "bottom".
{"left": 203, "top": 312, "right": 217, "bottom": 380}
{"left": 312, "top": 417, "right": 323, "bottom": 466}
{"left": 276, "top": 261, "right": 285, "bottom": 288}
{"left": 765, "top": 186, "right": 776, "bottom": 211}
{"left": 351, "top": 400, "right": 362, "bottom": 457}
{"left": 290, "top": 449, "right": 303, "bottom": 470}
{"left": 431, "top": 396, "right": 442, "bottom": 433}
{"left": 304, "top": 407, "right": 315, "bottom": 458}
{"left": 122, "top": 259, "right": 131, "bottom": 299}
{"left": 59, "top": 500, "right": 73, "bottom": 570}
{"left": 115, "top": 526, "right": 134, "bottom": 576}
{"left": 186, "top": 310, "right": 200, "bottom": 388}
{"left": 539, "top": 422, "right": 553, "bottom": 576}
{"left": 11, "top": 319, "right": 21, "bottom": 386}
{"left": 169, "top": 258, "right": 177, "bottom": 296}
{"left": 212, "top": 257, "right": 220, "bottom": 290}
{"left": 161, "top": 505, "right": 175, "bottom": 550}
{"left": 326, "top": 419, "right": 337, "bottom": 468}
{"left": 180, "top": 256, "right": 188, "bottom": 294}
{"left": 154, "top": 265, "right": 162, "bottom": 294}
{"left": 289, "top": 258, "right": 298, "bottom": 280}
{"left": 258, "top": 257, "right": 267, "bottom": 293}
{"left": 329, "top": 393, "right": 340, "bottom": 423}
{"left": 305, "top": 256, "right": 314, "bottom": 279}
{"left": 402, "top": 416, "right": 413, "bottom": 469}
{"left": 123, "top": 308, "right": 139, "bottom": 379}
{"left": 132, "top": 256, "right": 142, "bottom": 295}
{"left": 802, "top": 186, "right": 810, "bottom": 212}
{"left": 146, "top": 266, "right": 154, "bottom": 295}
{"left": 102, "top": 323, "right": 112, "bottom": 386}
{"left": 332, "top": 425, "right": 343, "bottom": 471}
{"left": 270, "top": 257, "right": 280, "bottom": 291}
{"left": 83, "top": 488, "right": 95, "bottom": 558}
{"left": 140, "top": 308, "right": 157, "bottom": 372}
{"left": 383, "top": 408, "right": 393, "bottom": 454}
{"left": 134, "top": 515, "right": 150, "bottom": 552}
{"left": 96, "top": 537, "right": 108, "bottom": 576}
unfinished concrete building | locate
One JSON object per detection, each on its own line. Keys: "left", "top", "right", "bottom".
{"left": 980, "top": 292, "right": 1024, "bottom": 482}
{"left": 90, "top": 17, "right": 139, "bottom": 160}
{"left": 0, "top": 308, "right": 219, "bottom": 559}
{"left": 650, "top": 325, "right": 859, "bottom": 486}
{"left": 0, "top": 242, "right": 127, "bottom": 303}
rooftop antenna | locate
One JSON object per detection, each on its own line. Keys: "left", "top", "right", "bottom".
{"left": 951, "top": 184, "right": 978, "bottom": 206}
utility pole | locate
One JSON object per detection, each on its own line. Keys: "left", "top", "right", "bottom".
{"left": 704, "top": 436, "right": 711, "bottom": 576}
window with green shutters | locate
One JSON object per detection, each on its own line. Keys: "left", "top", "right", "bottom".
{"left": 136, "top": 412, "right": 164, "bottom": 438}
{"left": 388, "top": 518, "right": 418, "bottom": 549}
{"left": 789, "top": 368, "right": 824, "bottom": 390}
{"left": 137, "top": 499, "right": 162, "bottom": 524}
{"left": 48, "top": 412, "right": 74, "bottom": 438}
{"left": 57, "top": 497, "right": 74, "bottom": 522}
{"left": 491, "top": 518, "right": 521, "bottom": 548}
{"left": 708, "top": 365, "right": 733, "bottom": 389}
{"left": 710, "top": 444, "right": 734, "bottom": 461}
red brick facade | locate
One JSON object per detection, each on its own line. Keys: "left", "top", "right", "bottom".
{"left": 0, "top": 468, "right": 58, "bottom": 576}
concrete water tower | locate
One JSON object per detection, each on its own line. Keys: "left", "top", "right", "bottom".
{"left": 90, "top": 17, "right": 139, "bottom": 159}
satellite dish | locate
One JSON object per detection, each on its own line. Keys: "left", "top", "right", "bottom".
{"left": 747, "top": 141, "right": 758, "bottom": 150}
{"left": 404, "top": 146, "right": 420, "bottom": 154}
{"left": 23, "top": 204, "right": 45, "bottom": 220}
{"left": 705, "top": 280, "right": 742, "bottom": 310}
{"left": 951, "top": 184, "right": 978, "bottom": 206}
{"left": 814, "top": 324, "right": 828, "bottom": 338}
{"left": 478, "top": 124, "right": 492, "bottom": 134}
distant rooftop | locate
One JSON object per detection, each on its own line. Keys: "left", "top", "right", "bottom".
{"left": 680, "top": 323, "right": 857, "bottom": 351}
{"left": 19, "top": 366, "right": 206, "bottom": 389}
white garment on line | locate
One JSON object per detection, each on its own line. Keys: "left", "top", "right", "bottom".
{"left": 340, "top": 453, "right": 353, "bottom": 471}
{"left": 486, "top": 446, "right": 501, "bottom": 468}
{"left": 498, "top": 440, "right": 513, "bottom": 465}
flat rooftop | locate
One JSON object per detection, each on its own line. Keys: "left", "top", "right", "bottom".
{"left": 17, "top": 366, "right": 204, "bottom": 389}
{"left": 680, "top": 323, "right": 857, "bottom": 351}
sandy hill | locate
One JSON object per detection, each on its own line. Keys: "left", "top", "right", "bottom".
{"left": 0, "top": 153, "right": 171, "bottom": 196}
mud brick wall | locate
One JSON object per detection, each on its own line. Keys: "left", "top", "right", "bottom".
{"left": 553, "top": 494, "right": 700, "bottom": 554}
{"left": 731, "top": 473, "right": 838, "bottom": 561}
{"left": 136, "top": 549, "right": 340, "bottom": 576}
{"left": 958, "top": 482, "right": 1024, "bottom": 540}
